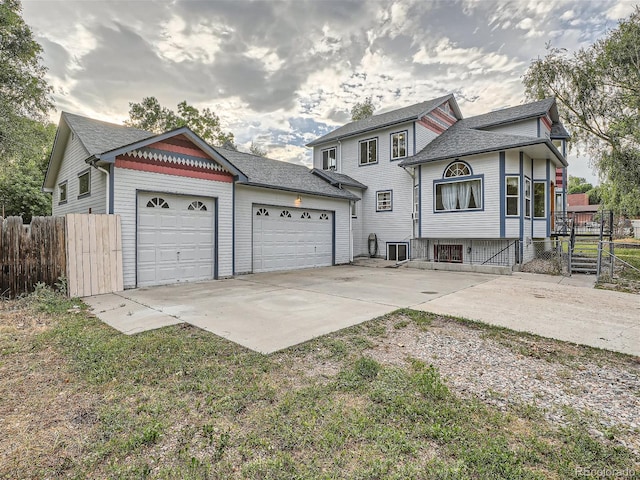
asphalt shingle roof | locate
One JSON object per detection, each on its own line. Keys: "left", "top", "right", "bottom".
{"left": 551, "top": 122, "right": 570, "bottom": 139}
{"left": 307, "top": 94, "right": 455, "bottom": 146}
{"left": 462, "top": 97, "right": 555, "bottom": 129}
{"left": 217, "top": 149, "right": 359, "bottom": 201}
{"left": 63, "top": 112, "right": 154, "bottom": 157}
{"left": 310, "top": 169, "right": 368, "bottom": 189}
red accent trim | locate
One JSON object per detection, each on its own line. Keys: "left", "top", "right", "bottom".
{"left": 115, "top": 156, "right": 233, "bottom": 183}
{"left": 555, "top": 168, "right": 563, "bottom": 187}
{"left": 147, "top": 140, "right": 211, "bottom": 159}
{"left": 419, "top": 116, "right": 446, "bottom": 134}
{"left": 431, "top": 107, "right": 457, "bottom": 126}
{"left": 541, "top": 115, "right": 552, "bottom": 130}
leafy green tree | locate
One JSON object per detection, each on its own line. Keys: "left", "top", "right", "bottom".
{"left": 351, "top": 96, "right": 375, "bottom": 121}
{"left": 567, "top": 176, "right": 594, "bottom": 195}
{"left": 249, "top": 141, "right": 267, "bottom": 157}
{"left": 0, "top": 0, "right": 54, "bottom": 221}
{"left": 523, "top": 7, "right": 640, "bottom": 215}
{"left": 126, "top": 97, "right": 236, "bottom": 148}
{"left": 0, "top": 118, "right": 56, "bottom": 221}
{"left": 0, "top": 0, "right": 52, "bottom": 159}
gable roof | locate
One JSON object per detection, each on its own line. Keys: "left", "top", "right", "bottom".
{"left": 63, "top": 112, "right": 155, "bottom": 156}
{"left": 306, "top": 94, "right": 460, "bottom": 147}
{"left": 310, "top": 169, "right": 367, "bottom": 190}
{"left": 44, "top": 112, "right": 245, "bottom": 190}
{"left": 462, "top": 97, "right": 556, "bottom": 130}
{"left": 217, "top": 149, "right": 359, "bottom": 201}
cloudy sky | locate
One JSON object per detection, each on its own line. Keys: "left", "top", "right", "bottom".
{"left": 22, "top": 0, "right": 638, "bottom": 183}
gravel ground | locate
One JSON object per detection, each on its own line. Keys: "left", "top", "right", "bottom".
{"left": 364, "top": 314, "right": 640, "bottom": 455}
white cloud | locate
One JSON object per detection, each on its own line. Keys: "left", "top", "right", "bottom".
{"left": 606, "top": 1, "right": 636, "bottom": 20}
{"left": 156, "top": 15, "right": 222, "bottom": 64}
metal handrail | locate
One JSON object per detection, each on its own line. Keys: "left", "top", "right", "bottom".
{"left": 482, "top": 240, "right": 518, "bottom": 265}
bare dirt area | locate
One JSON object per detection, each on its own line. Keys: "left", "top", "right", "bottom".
{"left": 359, "top": 313, "right": 640, "bottom": 455}
{"left": 0, "top": 300, "right": 99, "bottom": 479}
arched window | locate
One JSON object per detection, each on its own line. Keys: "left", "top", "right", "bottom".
{"left": 319, "top": 213, "right": 329, "bottom": 220}
{"left": 146, "top": 197, "right": 169, "bottom": 208}
{"left": 444, "top": 162, "right": 471, "bottom": 178}
{"left": 435, "top": 162, "right": 482, "bottom": 212}
{"left": 300, "top": 212, "right": 311, "bottom": 219}
{"left": 187, "top": 201, "right": 207, "bottom": 211}
{"left": 256, "top": 208, "right": 269, "bottom": 216}
{"left": 280, "top": 210, "right": 292, "bottom": 218}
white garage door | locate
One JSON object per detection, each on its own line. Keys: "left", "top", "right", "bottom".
{"left": 252, "top": 205, "right": 333, "bottom": 273}
{"left": 137, "top": 192, "right": 215, "bottom": 287}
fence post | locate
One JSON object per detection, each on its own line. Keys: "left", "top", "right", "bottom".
{"left": 596, "top": 241, "right": 602, "bottom": 282}
{"left": 609, "top": 241, "right": 615, "bottom": 277}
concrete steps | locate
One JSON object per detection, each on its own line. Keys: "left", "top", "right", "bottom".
{"left": 571, "top": 253, "right": 608, "bottom": 274}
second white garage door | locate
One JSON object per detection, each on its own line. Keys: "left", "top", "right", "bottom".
{"left": 252, "top": 205, "right": 333, "bottom": 273}
{"left": 137, "top": 192, "right": 215, "bottom": 287}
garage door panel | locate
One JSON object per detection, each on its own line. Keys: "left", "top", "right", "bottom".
{"left": 137, "top": 193, "right": 215, "bottom": 287}
{"left": 252, "top": 205, "right": 333, "bottom": 273}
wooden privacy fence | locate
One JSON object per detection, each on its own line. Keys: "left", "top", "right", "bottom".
{"left": 1, "top": 216, "right": 66, "bottom": 298}
{"left": 0, "top": 214, "right": 123, "bottom": 298}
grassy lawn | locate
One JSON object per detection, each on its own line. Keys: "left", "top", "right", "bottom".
{"left": 1, "top": 287, "right": 639, "bottom": 479}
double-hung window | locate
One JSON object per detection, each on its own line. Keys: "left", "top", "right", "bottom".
{"left": 391, "top": 131, "right": 407, "bottom": 160}
{"left": 58, "top": 181, "right": 67, "bottom": 204}
{"left": 524, "top": 178, "right": 532, "bottom": 218}
{"left": 78, "top": 169, "right": 91, "bottom": 198}
{"left": 376, "top": 190, "right": 392, "bottom": 211}
{"left": 359, "top": 138, "right": 377, "bottom": 165}
{"left": 506, "top": 176, "right": 519, "bottom": 216}
{"left": 322, "top": 147, "right": 336, "bottom": 170}
{"left": 534, "top": 181, "right": 546, "bottom": 218}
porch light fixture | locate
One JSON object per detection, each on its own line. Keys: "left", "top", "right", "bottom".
{"left": 295, "top": 195, "right": 302, "bottom": 207}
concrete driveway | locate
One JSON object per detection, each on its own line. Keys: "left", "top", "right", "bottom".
{"left": 84, "top": 265, "right": 492, "bottom": 353}
{"left": 84, "top": 266, "right": 640, "bottom": 356}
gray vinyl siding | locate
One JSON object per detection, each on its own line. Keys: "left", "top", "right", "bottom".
{"left": 415, "top": 121, "right": 438, "bottom": 152}
{"left": 234, "top": 185, "right": 351, "bottom": 274}
{"left": 337, "top": 124, "right": 414, "bottom": 258}
{"left": 420, "top": 153, "right": 500, "bottom": 239}
{"left": 51, "top": 135, "right": 107, "bottom": 216}
{"left": 112, "top": 167, "right": 234, "bottom": 289}
{"left": 484, "top": 118, "right": 539, "bottom": 137}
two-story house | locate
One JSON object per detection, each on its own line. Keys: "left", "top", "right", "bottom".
{"left": 307, "top": 95, "right": 569, "bottom": 267}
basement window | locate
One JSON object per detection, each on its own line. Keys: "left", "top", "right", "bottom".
{"left": 387, "top": 243, "right": 408, "bottom": 261}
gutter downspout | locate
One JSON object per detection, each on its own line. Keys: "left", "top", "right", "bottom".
{"left": 89, "top": 161, "right": 110, "bottom": 214}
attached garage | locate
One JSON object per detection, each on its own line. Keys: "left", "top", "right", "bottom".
{"left": 137, "top": 192, "right": 216, "bottom": 287}
{"left": 252, "top": 205, "right": 333, "bottom": 273}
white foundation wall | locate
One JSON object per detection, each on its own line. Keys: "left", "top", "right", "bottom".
{"left": 234, "top": 185, "right": 352, "bottom": 274}
{"left": 112, "top": 167, "right": 234, "bottom": 289}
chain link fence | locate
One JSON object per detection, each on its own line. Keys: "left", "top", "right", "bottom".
{"left": 596, "top": 241, "right": 640, "bottom": 293}
{"left": 520, "top": 239, "right": 570, "bottom": 276}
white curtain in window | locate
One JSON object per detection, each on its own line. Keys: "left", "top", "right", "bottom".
{"left": 470, "top": 180, "right": 481, "bottom": 209}
{"left": 442, "top": 183, "right": 458, "bottom": 210}
{"left": 458, "top": 182, "right": 471, "bottom": 209}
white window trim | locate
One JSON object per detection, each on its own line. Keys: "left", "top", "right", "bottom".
{"left": 322, "top": 147, "right": 337, "bottom": 170}
{"left": 390, "top": 131, "right": 408, "bottom": 160}
{"left": 506, "top": 176, "right": 519, "bottom": 217}
{"left": 359, "top": 138, "right": 378, "bottom": 165}
{"left": 376, "top": 190, "right": 392, "bottom": 212}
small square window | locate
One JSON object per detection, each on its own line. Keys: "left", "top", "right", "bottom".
{"left": 58, "top": 181, "right": 67, "bottom": 204}
{"left": 376, "top": 190, "right": 392, "bottom": 211}
{"left": 78, "top": 170, "right": 90, "bottom": 197}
